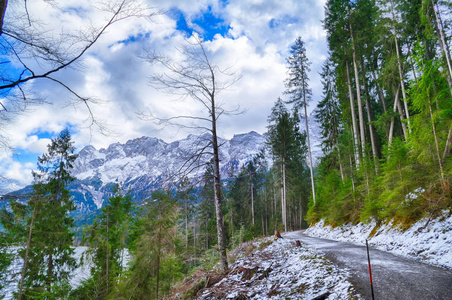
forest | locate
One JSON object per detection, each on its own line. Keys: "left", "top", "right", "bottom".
{"left": 0, "top": 0, "right": 452, "bottom": 299}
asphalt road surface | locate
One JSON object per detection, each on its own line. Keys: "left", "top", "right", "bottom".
{"left": 284, "top": 231, "right": 452, "bottom": 300}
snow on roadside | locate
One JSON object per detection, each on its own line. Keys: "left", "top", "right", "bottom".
{"left": 199, "top": 237, "right": 362, "bottom": 299}
{"left": 305, "top": 211, "right": 452, "bottom": 270}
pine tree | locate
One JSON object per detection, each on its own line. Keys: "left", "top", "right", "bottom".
{"left": 266, "top": 99, "right": 307, "bottom": 232}
{"left": 75, "top": 186, "right": 133, "bottom": 299}
{"left": 284, "top": 36, "right": 317, "bottom": 205}
{"left": 16, "top": 128, "right": 78, "bottom": 299}
{"left": 113, "top": 190, "right": 182, "bottom": 300}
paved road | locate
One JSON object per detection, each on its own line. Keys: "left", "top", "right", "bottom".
{"left": 284, "top": 231, "right": 452, "bottom": 300}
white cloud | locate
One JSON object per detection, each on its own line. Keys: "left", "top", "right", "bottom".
{"left": 1, "top": 0, "right": 328, "bottom": 188}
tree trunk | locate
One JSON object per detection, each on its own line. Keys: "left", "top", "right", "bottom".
{"left": 349, "top": 21, "right": 366, "bottom": 160}
{"left": 250, "top": 173, "right": 254, "bottom": 226}
{"left": 428, "top": 102, "right": 445, "bottom": 180}
{"left": 346, "top": 61, "right": 361, "bottom": 166}
{"left": 156, "top": 218, "right": 161, "bottom": 300}
{"left": 362, "top": 61, "right": 379, "bottom": 171}
{"left": 185, "top": 198, "right": 188, "bottom": 250}
{"left": 394, "top": 35, "right": 411, "bottom": 133}
{"left": 443, "top": 126, "right": 452, "bottom": 160}
{"left": 396, "top": 93, "right": 408, "bottom": 139}
{"left": 47, "top": 253, "right": 54, "bottom": 294}
{"left": 432, "top": 1, "right": 452, "bottom": 95}
{"left": 106, "top": 206, "right": 110, "bottom": 296}
{"left": 0, "top": 0, "right": 7, "bottom": 35}
{"left": 371, "top": 65, "right": 387, "bottom": 114}
{"left": 301, "top": 63, "right": 316, "bottom": 205}
{"left": 18, "top": 205, "right": 37, "bottom": 300}
{"left": 389, "top": 0, "right": 412, "bottom": 133}
{"left": 211, "top": 99, "right": 228, "bottom": 273}
{"left": 337, "top": 146, "right": 345, "bottom": 182}
{"left": 282, "top": 162, "right": 287, "bottom": 232}
{"left": 388, "top": 85, "right": 401, "bottom": 149}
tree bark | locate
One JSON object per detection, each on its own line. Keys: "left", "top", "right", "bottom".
{"left": 432, "top": 1, "right": 452, "bottom": 96}
{"left": 428, "top": 102, "right": 445, "bottom": 180}
{"left": 396, "top": 92, "right": 408, "bottom": 140}
{"left": 349, "top": 20, "right": 366, "bottom": 160}
{"left": 211, "top": 99, "right": 228, "bottom": 273}
{"left": 371, "top": 69, "right": 387, "bottom": 114}
{"left": 250, "top": 172, "right": 255, "bottom": 226}
{"left": 362, "top": 61, "right": 379, "bottom": 171}
{"left": 0, "top": 0, "right": 6, "bottom": 35}
{"left": 394, "top": 35, "right": 411, "bottom": 133}
{"left": 346, "top": 61, "right": 361, "bottom": 166}
{"left": 301, "top": 63, "right": 316, "bottom": 205}
{"left": 388, "top": 85, "right": 401, "bottom": 149}
{"left": 18, "top": 205, "right": 37, "bottom": 300}
{"left": 390, "top": 0, "right": 412, "bottom": 133}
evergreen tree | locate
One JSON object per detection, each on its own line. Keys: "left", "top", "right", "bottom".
{"left": 285, "top": 36, "right": 317, "bottom": 205}
{"left": 14, "top": 128, "right": 78, "bottom": 299}
{"left": 266, "top": 99, "right": 308, "bottom": 232}
{"left": 113, "top": 190, "right": 183, "bottom": 300}
{"left": 74, "top": 186, "right": 133, "bottom": 299}
{"left": 198, "top": 162, "right": 217, "bottom": 251}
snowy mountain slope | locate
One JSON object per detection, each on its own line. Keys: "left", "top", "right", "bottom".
{"left": 68, "top": 131, "right": 267, "bottom": 214}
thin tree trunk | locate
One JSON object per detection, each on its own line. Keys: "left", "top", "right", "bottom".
{"left": 396, "top": 93, "right": 408, "bottom": 139}
{"left": 371, "top": 68, "right": 387, "bottom": 114}
{"left": 349, "top": 20, "right": 366, "bottom": 159}
{"left": 282, "top": 162, "right": 287, "bottom": 232}
{"left": 428, "top": 102, "right": 445, "bottom": 180}
{"left": 301, "top": 63, "right": 316, "bottom": 205}
{"left": 443, "top": 126, "right": 452, "bottom": 160}
{"left": 0, "top": 0, "right": 7, "bottom": 35}
{"left": 349, "top": 156, "right": 356, "bottom": 197}
{"left": 388, "top": 85, "right": 401, "bottom": 149}
{"left": 185, "top": 198, "right": 188, "bottom": 250}
{"left": 362, "top": 61, "right": 379, "bottom": 171}
{"left": 394, "top": 35, "right": 411, "bottom": 133}
{"left": 211, "top": 99, "right": 228, "bottom": 273}
{"left": 47, "top": 254, "right": 53, "bottom": 294}
{"left": 106, "top": 206, "right": 110, "bottom": 296}
{"left": 337, "top": 146, "right": 345, "bottom": 182}
{"left": 156, "top": 217, "right": 161, "bottom": 300}
{"left": 250, "top": 173, "right": 254, "bottom": 226}
{"left": 433, "top": 1, "right": 452, "bottom": 95}
{"left": 18, "top": 205, "right": 37, "bottom": 300}
{"left": 389, "top": 0, "right": 412, "bottom": 133}
{"left": 346, "top": 61, "right": 361, "bottom": 166}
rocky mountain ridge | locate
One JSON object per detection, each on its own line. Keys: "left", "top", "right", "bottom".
{"left": 70, "top": 131, "right": 266, "bottom": 213}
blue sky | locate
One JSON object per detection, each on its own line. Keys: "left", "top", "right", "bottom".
{"left": 0, "top": 0, "right": 327, "bottom": 192}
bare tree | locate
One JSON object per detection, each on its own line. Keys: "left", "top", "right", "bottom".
{"left": 0, "top": 0, "right": 159, "bottom": 137}
{"left": 142, "top": 35, "right": 241, "bottom": 273}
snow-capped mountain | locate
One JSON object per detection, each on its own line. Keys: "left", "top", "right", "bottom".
{"left": 70, "top": 131, "right": 267, "bottom": 213}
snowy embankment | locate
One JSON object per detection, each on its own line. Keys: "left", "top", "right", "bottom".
{"left": 196, "top": 237, "right": 362, "bottom": 299}
{"left": 305, "top": 212, "right": 452, "bottom": 270}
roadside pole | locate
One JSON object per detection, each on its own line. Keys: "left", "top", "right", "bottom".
{"left": 366, "top": 239, "right": 375, "bottom": 300}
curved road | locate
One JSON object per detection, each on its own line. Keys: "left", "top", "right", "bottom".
{"left": 284, "top": 231, "right": 452, "bottom": 300}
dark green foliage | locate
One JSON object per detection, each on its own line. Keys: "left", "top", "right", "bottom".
{"left": 0, "top": 128, "right": 78, "bottom": 299}
{"left": 307, "top": 0, "right": 452, "bottom": 227}
{"left": 112, "top": 190, "right": 183, "bottom": 300}
{"left": 72, "top": 186, "right": 133, "bottom": 299}
{"left": 266, "top": 99, "right": 310, "bottom": 231}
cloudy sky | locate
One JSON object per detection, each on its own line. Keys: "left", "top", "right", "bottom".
{"left": 0, "top": 0, "right": 327, "bottom": 191}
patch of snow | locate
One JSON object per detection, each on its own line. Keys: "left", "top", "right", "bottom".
{"left": 81, "top": 184, "right": 105, "bottom": 209}
{"left": 305, "top": 211, "right": 452, "bottom": 270}
{"left": 200, "top": 237, "right": 362, "bottom": 299}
